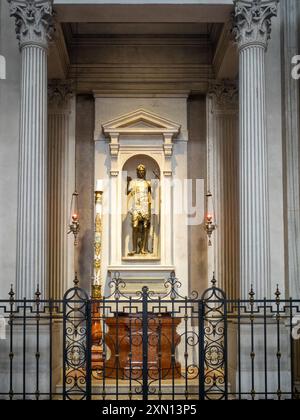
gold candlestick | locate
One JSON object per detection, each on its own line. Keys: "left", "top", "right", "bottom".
{"left": 91, "top": 189, "right": 104, "bottom": 372}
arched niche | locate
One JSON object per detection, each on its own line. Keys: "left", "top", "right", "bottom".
{"left": 100, "top": 107, "right": 181, "bottom": 275}
{"left": 122, "top": 154, "right": 160, "bottom": 260}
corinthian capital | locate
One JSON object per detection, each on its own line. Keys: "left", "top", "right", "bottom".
{"left": 232, "top": 0, "right": 278, "bottom": 50}
{"left": 8, "top": 0, "right": 54, "bottom": 48}
{"left": 48, "top": 79, "right": 74, "bottom": 112}
{"left": 208, "top": 81, "right": 238, "bottom": 106}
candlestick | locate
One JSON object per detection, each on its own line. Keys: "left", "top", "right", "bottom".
{"left": 96, "top": 179, "right": 104, "bottom": 193}
{"left": 91, "top": 189, "right": 104, "bottom": 373}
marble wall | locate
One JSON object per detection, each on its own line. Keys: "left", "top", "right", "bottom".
{"left": 187, "top": 95, "right": 208, "bottom": 295}
{"left": 0, "top": 1, "right": 20, "bottom": 298}
{"left": 266, "top": 12, "right": 285, "bottom": 296}
{"left": 75, "top": 95, "right": 95, "bottom": 293}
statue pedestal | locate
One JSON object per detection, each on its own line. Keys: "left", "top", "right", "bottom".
{"left": 104, "top": 312, "right": 181, "bottom": 380}
{"left": 107, "top": 265, "right": 175, "bottom": 295}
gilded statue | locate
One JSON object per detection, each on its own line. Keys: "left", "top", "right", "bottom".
{"left": 127, "top": 164, "right": 151, "bottom": 256}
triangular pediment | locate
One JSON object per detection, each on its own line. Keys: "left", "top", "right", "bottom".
{"left": 102, "top": 108, "right": 181, "bottom": 136}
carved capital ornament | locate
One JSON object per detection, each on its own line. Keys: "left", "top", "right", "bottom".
{"left": 208, "top": 81, "right": 238, "bottom": 107}
{"left": 232, "top": 0, "right": 278, "bottom": 50}
{"left": 48, "top": 79, "right": 74, "bottom": 111}
{"left": 8, "top": 0, "right": 54, "bottom": 48}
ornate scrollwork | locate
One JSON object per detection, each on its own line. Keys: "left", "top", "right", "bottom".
{"left": 8, "top": 0, "right": 54, "bottom": 48}
{"left": 232, "top": 0, "right": 279, "bottom": 50}
{"left": 201, "top": 279, "right": 227, "bottom": 399}
{"left": 63, "top": 282, "right": 90, "bottom": 400}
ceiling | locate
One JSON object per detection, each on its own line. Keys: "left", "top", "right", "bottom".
{"left": 48, "top": 5, "right": 237, "bottom": 90}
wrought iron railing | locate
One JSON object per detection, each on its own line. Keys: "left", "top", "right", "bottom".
{"left": 0, "top": 273, "right": 299, "bottom": 400}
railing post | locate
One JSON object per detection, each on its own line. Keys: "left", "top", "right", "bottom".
{"left": 142, "top": 286, "right": 149, "bottom": 401}
{"left": 223, "top": 295, "right": 228, "bottom": 400}
{"left": 62, "top": 278, "right": 90, "bottom": 400}
{"left": 86, "top": 299, "right": 92, "bottom": 400}
{"left": 62, "top": 295, "right": 67, "bottom": 401}
{"left": 198, "top": 299, "right": 205, "bottom": 400}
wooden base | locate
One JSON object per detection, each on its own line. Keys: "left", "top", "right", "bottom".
{"left": 104, "top": 313, "right": 182, "bottom": 379}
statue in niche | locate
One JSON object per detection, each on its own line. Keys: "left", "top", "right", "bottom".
{"left": 127, "top": 164, "right": 152, "bottom": 256}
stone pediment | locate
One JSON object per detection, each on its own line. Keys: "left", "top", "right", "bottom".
{"left": 102, "top": 108, "right": 181, "bottom": 136}
{"left": 102, "top": 108, "right": 181, "bottom": 157}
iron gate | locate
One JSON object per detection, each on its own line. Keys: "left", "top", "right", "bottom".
{"left": 62, "top": 275, "right": 228, "bottom": 400}
{"left": 0, "top": 272, "right": 299, "bottom": 400}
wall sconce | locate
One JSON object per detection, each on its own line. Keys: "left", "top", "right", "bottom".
{"left": 205, "top": 213, "right": 216, "bottom": 246}
{"left": 204, "top": 191, "right": 216, "bottom": 246}
{"left": 68, "top": 191, "right": 80, "bottom": 246}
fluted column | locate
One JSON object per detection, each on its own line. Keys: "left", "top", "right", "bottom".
{"left": 233, "top": 0, "right": 278, "bottom": 298}
{"left": 48, "top": 81, "right": 73, "bottom": 299}
{"left": 207, "top": 82, "right": 239, "bottom": 299}
{"left": 8, "top": 0, "right": 54, "bottom": 298}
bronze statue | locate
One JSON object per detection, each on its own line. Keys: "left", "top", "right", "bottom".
{"left": 127, "top": 164, "right": 151, "bottom": 256}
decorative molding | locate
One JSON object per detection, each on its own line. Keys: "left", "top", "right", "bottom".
{"left": 102, "top": 108, "right": 181, "bottom": 158}
{"left": 8, "top": 0, "right": 54, "bottom": 48}
{"left": 212, "top": 21, "right": 238, "bottom": 80}
{"left": 232, "top": 0, "right": 278, "bottom": 50}
{"left": 68, "top": 63, "right": 212, "bottom": 94}
{"left": 48, "top": 79, "right": 74, "bottom": 112}
{"left": 48, "top": 22, "right": 70, "bottom": 79}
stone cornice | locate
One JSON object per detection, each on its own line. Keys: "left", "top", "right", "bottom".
{"left": 232, "top": 0, "right": 278, "bottom": 50}
{"left": 8, "top": 0, "right": 54, "bottom": 49}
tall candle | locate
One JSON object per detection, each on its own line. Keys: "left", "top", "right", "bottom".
{"left": 96, "top": 179, "right": 104, "bottom": 192}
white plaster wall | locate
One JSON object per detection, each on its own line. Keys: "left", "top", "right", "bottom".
{"left": 94, "top": 95, "right": 188, "bottom": 142}
{"left": 265, "top": 13, "right": 286, "bottom": 295}
{"left": 0, "top": 2, "right": 20, "bottom": 298}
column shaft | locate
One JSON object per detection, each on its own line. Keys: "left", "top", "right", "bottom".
{"left": 17, "top": 45, "right": 47, "bottom": 298}
{"left": 233, "top": 0, "right": 278, "bottom": 298}
{"left": 239, "top": 45, "right": 270, "bottom": 297}
{"left": 9, "top": 0, "right": 54, "bottom": 298}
